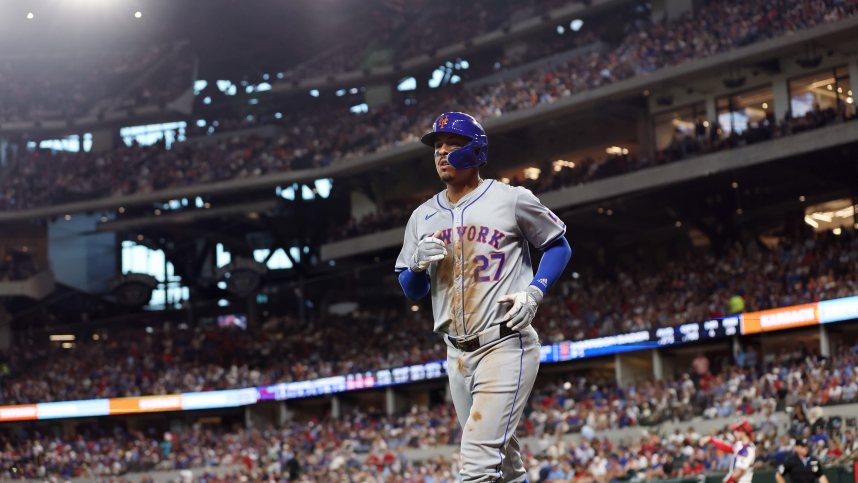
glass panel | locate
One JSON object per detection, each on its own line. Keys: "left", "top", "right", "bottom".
{"left": 788, "top": 66, "right": 853, "bottom": 119}
{"left": 652, "top": 103, "right": 707, "bottom": 151}
{"left": 716, "top": 85, "right": 773, "bottom": 135}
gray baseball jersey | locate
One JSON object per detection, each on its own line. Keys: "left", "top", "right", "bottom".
{"left": 395, "top": 179, "right": 566, "bottom": 336}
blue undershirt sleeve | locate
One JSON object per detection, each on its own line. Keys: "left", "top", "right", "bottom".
{"left": 398, "top": 268, "right": 431, "bottom": 300}
{"left": 529, "top": 237, "right": 572, "bottom": 294}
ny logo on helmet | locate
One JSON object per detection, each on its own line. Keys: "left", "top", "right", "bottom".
{"left": 437, "top": 115, "right": 449, "bottom": 129}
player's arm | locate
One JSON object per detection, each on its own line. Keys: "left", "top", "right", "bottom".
{"left": 395, "top": 213, "right": 445, "bottom": 300}
{"left": 725, "top": 467, "right": 746, "bottom": 483}
{"left": 498, "top": 188, "right": 571, "bottom": 330}
{"left": 530, "top": 236, "right": 572, "bottom": 293}
{"left": 774, "top": 472, "right": 786, "bottom": 483}
{"left": 814, "top": 459, "right": 829, "bottom": 483}
{"left": 699, "top": 436, "right": 734, "bottom": 453}
{"left": 398, "top": 269, "right": 430, "bottom": 300}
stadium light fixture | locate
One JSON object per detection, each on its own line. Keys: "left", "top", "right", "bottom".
{"left": 556, "top": 25, "right": 565, "bottom": 35}
{"left": 833, "top": 227, "right": 842, "bottom": 235}
{"left": 49, "top": 335, "right": 75, "bottom": 342}
{"left": 26, "top": 12, "right": 34, "bottom": 20}
{"left": 524, "top": 167, "right": 541, "bottom": 180}
{"left": 570, "top": 19, "right": 584, "bottom": 31}
{"left": 134, "top": 11, "right": 142, "bottom": 19}
{"left": 799, "top": 195, "right": 806, "bottom": 202}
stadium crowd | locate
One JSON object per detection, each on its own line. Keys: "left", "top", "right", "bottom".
{"left": 329, "top": 98, "right": 856, "bottom": 241}
{"left": 0, "top": 225, "right": 855, "bottom": 405}
{"left": 0, "top": 44, "right": 187, "bottom": 124}
{"left": 2, "top": 0, "right": 856, "bottom": 211}
{"left": 2, "top": 342, "right": 857, "bottom": 480}
{"left": 274, "top": 0, "right": 578, "bottom": 84}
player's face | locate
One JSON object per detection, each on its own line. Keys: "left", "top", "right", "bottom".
{"left": 433, "top": 132, "right": 474, "bottom": 183}
{"left": 794, "top": 444, "right": 808, "bottom": 457}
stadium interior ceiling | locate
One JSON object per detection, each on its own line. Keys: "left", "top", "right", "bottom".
{"left": 0, "top": 0, "right": 375, "bottom": 77}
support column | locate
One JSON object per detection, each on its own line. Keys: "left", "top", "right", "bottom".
{"left": 385, "top": 388, "right": 396, "bottom": 416}
{"left": 705, "top": 96, "right": 717, "bottom": 126}
{"left": 637, "top": 111, "right": 655, "bottom": 160}
{"left": 731, "top": 336, "right": 742, "bottom": 361}
{"left": 0, "top": 305, "right": 10, "bottom": 352}
{"left": 331, "top": 396, "right": 341, "bottom": 419}
{"left": 277, "top": 402, "right": 289, "bottom": 426}
{"left": 820, "top": 325, "right": 831, "bottom": 358}
{"left": 772, "top": 77, "right": 790, "bottom": 122}
{"left": 848, "top": 58, "right": 858, "bottom": 98}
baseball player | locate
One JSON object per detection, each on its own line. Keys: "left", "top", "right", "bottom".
{"left": 700, "top": 419, "right": 757, "bottom": 483}
{"left": 395, "top": 112, "right": 572, "bottom": 482}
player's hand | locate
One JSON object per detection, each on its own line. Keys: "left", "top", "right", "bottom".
{"left": 699, "top": 436, "right": 711, "bottom": 446}
{"left": 409, "top": 230, "right": 447, "bottom": 272}
{"left": 497, "top": 286, "right": 544, "bottom": 331}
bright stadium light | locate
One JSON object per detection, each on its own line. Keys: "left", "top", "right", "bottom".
{"left": 26, "top": 12, "right": 35, "bottom": 20}
{"left": 134, "top": 11, "right": 142, "bottom": 19}
{"left": 570, "top": 19, "right": 584, "bottom": 31}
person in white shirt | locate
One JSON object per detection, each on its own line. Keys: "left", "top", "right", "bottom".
{"left": 700, "top": 419, "right": 756, "bottom": 483}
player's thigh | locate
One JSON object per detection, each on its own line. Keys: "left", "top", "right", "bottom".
{"left": 467, "top": 333, "right": 540, "bottom": 437}
{"left": 447, "top": 348, "right": 473, "bottom": 428}
{"left": 473, "top": 331, "right": 540, "bottom": 395}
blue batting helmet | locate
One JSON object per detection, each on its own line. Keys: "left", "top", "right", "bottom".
{"left": 420, "top": 112, "right": 488, "bottom": 170}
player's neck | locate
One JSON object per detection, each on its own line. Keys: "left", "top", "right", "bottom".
{"left": 445, "top": 175, "right": 483, "bottom": 204}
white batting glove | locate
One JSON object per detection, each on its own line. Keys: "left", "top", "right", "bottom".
{"left": 497, "top": 286, "right": 544, "bottom": 331}
{"left": 409, "top": 231, "right": 447, "bottom": 272}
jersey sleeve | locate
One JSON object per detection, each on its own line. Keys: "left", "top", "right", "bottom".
{"left": 734, "top": 445, "right": 755, "bottom": 471}
{"left": 395, "top": 211, "right": 419, "bottom": 272}
{"left": 811, "top": 458, "right": 824, "bottom": 476}
{"left": 514, "top": 188, "right": 567, "bottom": 250}
{"left": 776, "top": 459, "right": 791, "bottom": 476}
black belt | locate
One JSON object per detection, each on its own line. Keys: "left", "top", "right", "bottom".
{"left": 446, "top": 324, "right": 514, "bottom": 352}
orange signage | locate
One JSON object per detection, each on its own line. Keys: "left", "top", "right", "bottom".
{"left": 0, "top": 404, "right": 38, "bottom": 421}
{"left": 741, "top": 303, "right": 819, "bottom": 334}
{"left": 109, "top": 395, "right": 182, "bottom": 414}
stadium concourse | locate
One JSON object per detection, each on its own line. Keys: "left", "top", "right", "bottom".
{"left": 1, "top": 0, "right": 857, "bottom": 210}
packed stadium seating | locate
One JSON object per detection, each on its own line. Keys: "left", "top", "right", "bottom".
{"left": 1, "top": 225, "right": 854, "bottom": 405}
{"left": 2, "top": 341, "right": 856, "bottom": 480}
{"left": 0, "top": 43, "right": 190, "bottom": 125}
{"left": 273, "top": 0, "right": 583, "bottom": 84}
{"left": 3, "top": 2, "right": 858, "bottom": 482}
{"left": 2, "top": 0, "right": 855, "bottom": 212}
